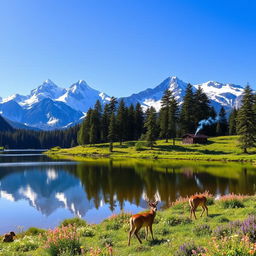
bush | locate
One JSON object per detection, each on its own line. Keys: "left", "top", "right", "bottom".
{"left": 219, "top": 199, "right": 244, "bottom": 209}
{"left": 25, "top": 227, "right": 46, "bottom": 236}
{"left": 12, "top": 236, "right": 40, "bottom": 252}
{"left": 165, "top": 216, "right": 191, "bottom": 226}
{"left": 105, "top": 222, "right": 122, "bottom": 230}
{"left": 60, "top": 217, "right": 87, "bottom": 227}
{"left": 78, "top": 226, "right": 95, "bottom": 237}
{"left": 44, "top": 225, "right": 81, "bottom": 256}
{"left": 175, "top": 242, "right": 205, "bottom": 256}
{"left": 135, "top": 141, "right": 146, "bottom": 151}
{"left": 99, "top": 234, "right": 114, "bottom": 247}
{"left": 193, "top": 224, "right": 211, "bottom": 236}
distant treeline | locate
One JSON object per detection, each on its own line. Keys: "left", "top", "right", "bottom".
{"left": 0, "top": 125, "right": 79, "bottom": 149}
{"left": 78, "top": 84, "right": 233, "bottom": 149}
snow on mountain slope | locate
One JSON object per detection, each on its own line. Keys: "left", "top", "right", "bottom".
{"left": 122, "top": 76, "right": 190, "bottom": 111}
{"left": 122, "top": 76, "right": 244, "bottom": 112}
{"left": 56, "top": 80, "right": 110, "bottom": 112}
{"left": 22, "top": 79, "right": 66, "bottom": 107}
{"left": 22, "top": 98, "right": 83, "bottom": 130}
{"left": 194, "top": 81, "right": 244, "bottom": 111}
{"left": 0, "top": 100, "right": 25, "bottom": 122}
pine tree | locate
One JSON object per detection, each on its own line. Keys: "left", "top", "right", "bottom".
{"left": 134, "top": 103, "right": 144, "bottom": 140}
{"left": 77, "top": 108, "right": 93, "bottom": 145}
{"left": 144, "top": 107, "right": 157, "bottom": 149}
{"left": 180, "top": 83, "right": 196, "bottom": 134}
{"left": 108, "top": 113, "right": 116, "bottom": 152}
{"left": 159, "top": 89, "right": 172, "bottom": 142}
{"left": 127, "top": 104, "right": 135, "bottom": 140}
{"left": 194, "top": 86, "right": 211, "bottom": 125}
{"left": 237, "top": 85, "right": 256, "bottom": 153}
{"left": 168, "top": 94, "right": 179, "bottom": 145}
{"left": 109, "top": 96, "right": 118, "bottom": 114}
{"left": 216, "top": 107, "right": 228, "bottom": 136}
{"left": 116, "top": 99, "right": 127, "bottom": 145}
{"left": 228, "top": 108, "right": 238, "bottom": 135}
{"left": 102, "top": 104, "right": 110, "bottom": 142}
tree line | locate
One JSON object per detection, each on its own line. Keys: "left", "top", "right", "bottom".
{"left": 77, "top": 84, "right": 232, "bottom": 150}
{"left": 0, "top": 125, "right": 79, "bottom": 149}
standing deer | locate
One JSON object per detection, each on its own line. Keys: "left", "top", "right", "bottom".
{"left": 189, "top": 195, "right": 208, "bottom": 219}
{"left": 128, "top": 200, "right": 158, "bottom": 245}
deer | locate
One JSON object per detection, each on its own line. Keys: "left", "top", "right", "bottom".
{"left": 3, "top": 231, "right": 16, "bottom": 242}
{"left": 128, "top": 200, "right": 158, "bottom": 246}
{"left": 189, "top": 195, "right": 208, "bottom": 220}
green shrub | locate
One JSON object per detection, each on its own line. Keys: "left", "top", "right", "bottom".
{"left": 60, "top": 217, "right": 87, "bottom": 227}
{"left": 105, "top": 222, "right": 122, "bottom": 230}
{"left": 165, "top": 216, "right": 191, "bottom": 226}
{"left": 135, "top": 141, "right": 146, "bottom": 151}
{"left": 25, "top": 227, "right": 46, "bottom": 236}
{"left": 12, "top": 237, "right": 40, "bottom": 252}
{"left": 99, "top": 234, "right": 114, "bottom": 247}
{"left": 219, "top": 199, "right": 244, "bottom": 209}
{"left": 193, "top": 224, "right": 211, "bottom": 236}
{"left": 78, "top": 226, "right": 95, "bottom": 237}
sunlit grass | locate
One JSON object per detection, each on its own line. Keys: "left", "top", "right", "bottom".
{"left": 47, "top": 136, "right": 256, "bottom": 162}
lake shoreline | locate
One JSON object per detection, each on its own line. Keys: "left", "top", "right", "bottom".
{"left": 45, "top": 135, "right": 256, "bottom": 164}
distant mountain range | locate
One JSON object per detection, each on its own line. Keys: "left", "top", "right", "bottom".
{"left": 0, "top": 77, "right": 244, "bottom": 130}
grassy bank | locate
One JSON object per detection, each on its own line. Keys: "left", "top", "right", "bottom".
{"left": 46, "top": 136, "right": 256, "bottom": 162}
{"left": 2, "top": 194, "right": 256, "bottom": 255}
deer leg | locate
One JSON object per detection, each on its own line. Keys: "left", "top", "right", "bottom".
{"left": 149, "top": 225, "right": 154, "bottom": 240}
{"left": 205, "top": 205, "right": 208, "bottom": 216}
{"left": 128, "top": 224, "right": 135, "bottom": 246}
{"left": 134, "top": 229, "right": 142, "bottom": 244}
{"left": 193, "top": 208, "right": 197, "bottom": 220}
{"left": 200, "top": 206, "right": 205, "bottom": 217}
{"left": 145, "top": 227, "right": 148, "bottom": 240}
{"left": 190, "top": 208, "right": 193, "bottom": 219}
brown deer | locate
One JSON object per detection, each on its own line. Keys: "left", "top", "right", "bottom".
{"left": 128, "top": 200, "right": 158, "bottom": 245}
{"left": 3, "top": 231, "right": 16, "bottom": 242}
{"left": 189, "top": 195, "right": 208, "bottom": 219}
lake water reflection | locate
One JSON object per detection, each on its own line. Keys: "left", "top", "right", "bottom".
{"left": 0, "top": 151, "right": 256, "bottom": 233}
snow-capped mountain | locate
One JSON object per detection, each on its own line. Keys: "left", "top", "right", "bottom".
{"left": 122, "top": 76, "right": 244, "bottom": 112}
{"left": 122, "top": 76, "right": 188, "bottom": 111}
{"left": 194, "top": 81, "right": 243, "bottom": 111}
{"left": 57, "top": 80, "right": 110, "bottom": 112}
{"left": 0, "top": 76, "right": 245, "bottom": 130}
{"left": 0, "top": 79, "right": 108, "bottom": 130}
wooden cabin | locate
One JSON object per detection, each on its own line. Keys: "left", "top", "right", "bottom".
{"left": 182, "top": 134, "right": 208, "bottom": 144}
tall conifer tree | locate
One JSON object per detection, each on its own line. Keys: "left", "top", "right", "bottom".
{"left": 180, "top": 83, "right": 195, "bottom": 134}
{"left": 144, "top": 107, "right": 157, "bottom": 149}
{"left": 237, "top": 85, "right": 256, "bottom": 153}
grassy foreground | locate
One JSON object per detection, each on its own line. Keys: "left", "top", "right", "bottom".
{"left": 2, "top": 194, "right": 256, "bottom": 255}
{"left": 46, "top": 136, "right": 256, "bottom": 162}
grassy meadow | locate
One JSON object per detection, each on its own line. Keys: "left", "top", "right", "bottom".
{"left": 2, "top": 194, "right": 256, "bottom": 255}
{"left": 47, "top": 136, "right": 256, "bottom": 162}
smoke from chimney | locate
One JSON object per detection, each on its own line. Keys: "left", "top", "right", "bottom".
{"left": 195, "top": 117, "right": 219, "bottom": 135}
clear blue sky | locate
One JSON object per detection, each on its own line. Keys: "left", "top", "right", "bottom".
{"left": 0, "top": 0, "right": 256, "bottom": 98}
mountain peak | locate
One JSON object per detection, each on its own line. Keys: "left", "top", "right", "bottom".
{"left": 43, "top": 79, "right": 56, "bottom": 85}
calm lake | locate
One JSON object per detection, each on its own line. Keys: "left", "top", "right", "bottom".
{"left": 0, "top": 151, "right": 256, "bottom": 233}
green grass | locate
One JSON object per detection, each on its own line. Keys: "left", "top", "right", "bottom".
{"left": 46, "top": 136, "right": 256, "bottom": 162}
{"left": 2, "top": 195, "right": 256, "bottom": 255}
